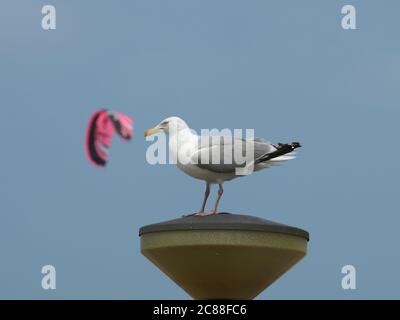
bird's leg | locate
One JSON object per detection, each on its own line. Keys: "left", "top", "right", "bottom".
{"left": 183, "top": 182, "right": 211, "bottom": 217}
{"left": 187, "top": 183, "right": 223, "bottom": 217}
{"left": 200, "top": 182, "right": 210, "bottom": 213}
{"left": 210, "top": 184, "right": 224, "bottom": 214}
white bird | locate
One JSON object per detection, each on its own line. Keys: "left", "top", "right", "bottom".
{"left": 145, "top": 117, "right": 301, "bottom": 216}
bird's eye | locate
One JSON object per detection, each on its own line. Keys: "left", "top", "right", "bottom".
{"left": 161, "top": 121, "right": 168, "bottom": 126}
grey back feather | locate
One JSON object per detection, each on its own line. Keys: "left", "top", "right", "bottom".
{"left": 192, "top": 136, "right": 275, "bottom": 173}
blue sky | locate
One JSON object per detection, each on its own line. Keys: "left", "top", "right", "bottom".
{"left": 0, "top": 0, "right": 399, "bottom": 299}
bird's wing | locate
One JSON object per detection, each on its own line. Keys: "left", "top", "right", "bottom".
{"left": 253, "top": 137, "right": 276, "bottom": 160}
{"left": 191, "top": 136, "right": 275, "bottom": 173}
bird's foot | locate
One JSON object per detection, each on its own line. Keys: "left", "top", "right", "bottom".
{"left": 194, "top": 211, "right": 217, "bottom": 217}
{"left": 183, "top": 211, "right": 217, "bottom": 217}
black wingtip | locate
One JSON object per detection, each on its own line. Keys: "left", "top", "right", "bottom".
{"left": 257, "top": 141, "right": 301, "bottom": 163}
{"left": 291, "top": 142, "right": 302, "bottom": 149}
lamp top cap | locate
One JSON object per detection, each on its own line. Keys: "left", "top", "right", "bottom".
{"left": 139, "top": 213, "right": 309, "bottom": 241}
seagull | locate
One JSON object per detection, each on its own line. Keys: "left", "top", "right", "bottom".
{"left": 145, "top": 117, "right": 301, "bottom": 216}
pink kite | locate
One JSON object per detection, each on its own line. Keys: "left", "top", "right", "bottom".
{"left": 85, "top": 109, "right": 133, "bottom": 167}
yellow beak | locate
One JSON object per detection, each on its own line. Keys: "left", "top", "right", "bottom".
{"left": 144, "top": 127, "right": 161, "bottom": 137}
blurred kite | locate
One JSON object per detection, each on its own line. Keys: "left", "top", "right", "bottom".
{"left": 85, "top": 109, "right": 133, "bottom": 167}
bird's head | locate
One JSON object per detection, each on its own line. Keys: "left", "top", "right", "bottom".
{"left": 144, "top": 116, "right": 189, "bottom": 137}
